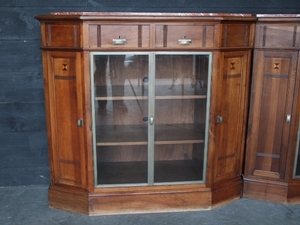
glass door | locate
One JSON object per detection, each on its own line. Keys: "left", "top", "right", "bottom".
{"left": 153, "top": 53, "right": 212, "bottom": 184}
{"left": 294, "top": 120, "right": 300, "bottom": 178}
{"left": 91, "top": 52, "right": 212, "bottom": 186}
{"left": 91, "top": 53, "right": 149, "bottom": 186}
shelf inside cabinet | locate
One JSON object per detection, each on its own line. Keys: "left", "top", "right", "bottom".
{"left": 96, "top": 125, "right": 148, "bottom": 146}
{"left": 97, "top": 159, "right": 203, "bottom": 185}
{"left": 96, "top": 124, "right": 205, "bottom": 146}
{"left": 95, "top": 84, "right": 207, "bottom": 100}
{"left": 155, "top": 124, "right": 205, "bottom": 144}
{"left": 97, "top": 161, "right": 148, "bottom": 185}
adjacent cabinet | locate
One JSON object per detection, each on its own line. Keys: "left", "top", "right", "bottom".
{"left": 244, "top": 15, "right": 300, "bottom": 203}
{"left": 35, "top": 13, "right": 300, "bottom": 215}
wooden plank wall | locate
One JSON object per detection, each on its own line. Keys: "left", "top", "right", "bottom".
{"left": 0, "top": 0, "right": 299, "bottom": 186}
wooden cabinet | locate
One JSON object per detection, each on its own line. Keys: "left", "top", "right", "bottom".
{"left": 244, "top": 15, "right": 300, "bottom": 203}
{"left": 36, "top": 12, "right": 255, "bottom": 215}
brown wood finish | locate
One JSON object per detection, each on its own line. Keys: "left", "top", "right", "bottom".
{"left": 244, "top": 16, "right": 300, "bottom": 204}
{"left": 245, "top": 50, "right": 298, "bottom": 180}
{"left": 45, "top": 51, "right": 86, "bottom": 188}
{"left": 36, "top": 12, "right": 257, "bottom": 215}
{"left": 212, "top": 51, "right": 251, "bottom": 184}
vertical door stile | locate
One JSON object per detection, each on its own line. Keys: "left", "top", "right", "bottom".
{"left": 148, "top": 53, "right": 155, "bottom": 185}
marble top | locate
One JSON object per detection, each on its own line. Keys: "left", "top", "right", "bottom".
{"left": 50, "top": 12, "right": 254, "bottom": 17}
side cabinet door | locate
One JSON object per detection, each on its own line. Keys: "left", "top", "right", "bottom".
{"left": 45, "top": 51, "right": 86, "bottom": 187}
{"left": 245, "top": 50, "right": 298, "bottom": 180}
{"left": 212, "top": 51, "right": 251, "bottom": 183}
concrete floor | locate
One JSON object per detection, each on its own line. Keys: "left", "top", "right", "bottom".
{"left": 1, "top": 186, "right": 300, "bottom": 225}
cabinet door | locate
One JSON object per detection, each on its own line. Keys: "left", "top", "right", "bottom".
{"left": 212, "top": 51, "right": 251, "bottom": 183}
{"left": 153, "top": 53, "right": 212, "bottom": 184}
{"left": 45, "top": 51, "right": 86, "bottom": 187}
{"left": 91, "top": 52, "right": 212, "bottom": 186}
{"left": 91, "top": 53, "right": 149, "bottom": 186}
{"left": 245, "top": 50, "right": 298, "bottom": 180}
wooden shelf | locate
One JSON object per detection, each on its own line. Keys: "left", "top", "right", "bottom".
{"left": 96, "top": 124, "right": 205, "bottom": 146}
{"left": 95, "top": 85, "right": 207, "bottom": 101}
{"left": 97, "top": 159, "right": 203, "bottom": 185}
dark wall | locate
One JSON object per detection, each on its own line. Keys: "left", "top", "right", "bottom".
{"left": 1, "top": 0, "right": 300, "bottom": 186}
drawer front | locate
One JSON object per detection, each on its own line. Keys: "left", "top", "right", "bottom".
{"left": 155, "top": 25, "right": 216, "bottom": 48}
{"left": 255, "top": 24, "right": 300, "bottom": 49}
{"left": 89, "top": 25, "right": 150, "bottom": 48}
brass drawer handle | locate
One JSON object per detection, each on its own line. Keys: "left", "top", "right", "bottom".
{"left": 112, "top": 38, "right": 127, "bottom": 45}
{"left": 178, "top": 39, "right": 192, "bottom": 45}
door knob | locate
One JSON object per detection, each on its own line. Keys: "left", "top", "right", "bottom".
{"left": 286, "top": 114, "right": 291, "bottom": 123}
{"left": 149, "top": 115, "right": 154, "bottom": 125}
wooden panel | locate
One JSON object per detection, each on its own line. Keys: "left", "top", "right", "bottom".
{"left": 213, "top": 51, "right": 250, "bottom": 183}
{"left": 97, "top": 25, "right": 150, "bottom": 48}
{"left": 155, "top": 25, "right": 215, "bottom": 48}
{"left": 89, "top": 189, "right": 212, "bottom": 215}
{"left": 46, "top": 51, "right": 84, "bottom": 187}
{"left": 245, "top": 51, "right": 298, "bottom": 180}
{"left": 243, "top": 179, "right": 288, "bottom": 203}
{"left": 255, "top": 24, "right": 300, "bottom": 48}
{"left": 222, "top": 24, "right": 253, "bottom": 47}
{"left": 49, "top": 187, "right": 89, "bottom": 215}
{"left": 45, "top": 23, "right": 80, "bottom": 47}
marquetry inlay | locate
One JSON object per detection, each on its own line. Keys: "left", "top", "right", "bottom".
{"left": 274, "top": 62, "right": 280, "bottom": 69}
{"left": 62, "top": 63, "right": 68, "bottom": 71}
{"left": 230, "top": 62, "right": 236, "bottom": 70}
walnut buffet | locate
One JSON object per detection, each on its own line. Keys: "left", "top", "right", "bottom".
{"left": 35, "top": 13, "right": 300, "bottom": 215}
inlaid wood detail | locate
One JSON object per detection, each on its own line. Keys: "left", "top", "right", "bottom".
{"left": 273, "top": 62, "right": 280, "bottom": 69}
{"left": 222, "top": 24, "right": 252, "bottom": 47}
{"left": 156, "top": 24, "right": 215, "bottom": 48}
{"left": 93, "top": 25, "right": 150, "bottom": 48}
{"left": 213, "top": 51, "right": 249, "bottom": 183}
{"left": 49, "top": 53, "right": 83, "bottom": 187}
{"left": 256, "top": 152, "right": 280, "bottom": 158}
{"left": 59, "top": 160, "right": 82, "bottom": 185}
{"left": 62, "top": 63, "right": 68, "bottom": 71}
{"left": 256, "top": 25, "right": 300, "bottom": 48}
{"left": 53, "top": 58, "right": 75, "bottom": 77}
{"left": 97, "top": 25, "right": 101, "bottom": 47}
{"left": 245, "top": 51, "right": 298, "bottom": 180}
{"left": 230, "top": 62, "right": 236, "bottom": 70}
{"left": 45, "top": 24, "right": 80, "bottom": 47}
{"left": 54, "top": 75, "right": 76, "bottom": 80}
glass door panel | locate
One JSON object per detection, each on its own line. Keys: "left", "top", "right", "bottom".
{"left": 154, "top": 53, "right": 211, "bottom": 183}
{"left": 91, "top": 53, "right": 149, "bottom": 186}
{"left": 294, "top": 120, "right": 300, "bottom": 178}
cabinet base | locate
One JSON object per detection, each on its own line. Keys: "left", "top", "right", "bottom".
{"left": 243, "top": 178, "right": 300, "bottom": 204}
{"left": 48, "top": 180, "right": 243, "bottom": 215}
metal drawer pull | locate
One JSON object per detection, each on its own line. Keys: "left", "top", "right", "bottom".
{"left": 286, "top": 114, "right": 291, "bottom": 123}
{"left": 178, "top": 39, "right": 192, "bottom": 45}
{"left": 112, "top": 38, "right": 127, "bottom": 45}
{"left": 217, "top": 115, "right": 223, "bottom": 124}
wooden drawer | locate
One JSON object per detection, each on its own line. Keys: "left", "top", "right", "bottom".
{"left": 89, "top": 24, "right": 150, "bottom": 48}
{"left": 155, "top": 25, "right": 216, "bottom": 48}
{"left": 255, "top": 24, "right": 300, "bottom": 49}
